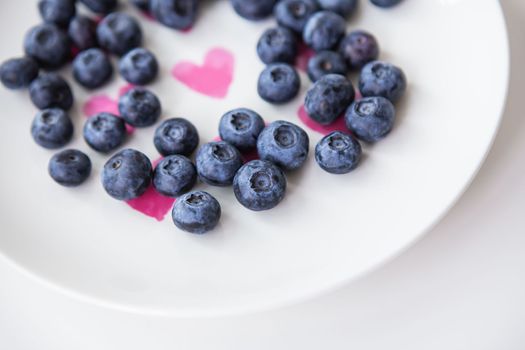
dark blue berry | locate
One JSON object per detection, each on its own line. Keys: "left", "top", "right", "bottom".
{"left": 172, "top": 191, "right": 221, "bottom": 234}
{"left": 131, "top": 0, "right": 150, "bottom": 11}
{"left": 29, "top": 73, "right": 73, "bottom": 111}
{"left": 24, "top": 23, "right": 70, "bottom": 70}
{"left": 230, "top": 0, "right": 277, "bottom": 20}
{"left": 307, "top": 50, "right": 347, "bottom": 82}
{"left": 68, "top": 15, "right": 98, "bottom": 51}
{"left": 257, "top": 120, "right": 309, "bottom": 171}
{"left": 315, "top": 131, "right": 361, "bottom": 174}
{"left": 48, "top": 149, "right": 92, "bottom": 187}
{"left": 38, "top": 0, "right": 76, "bottom": 27}
{"left": 257, "top": 27, "right": 297, "bottom": 65}
{"left": 233, "top": 160, "right": 286, "bottom": 211}
{"left": 118, "top": 87, "right": 161, "bottom": 127}
{"left": 102, "top": 148, "right": 153, "bottom": 201}
{"left": 0, "top": 57, "right": 39, "bottom": 90}
{"left": 73, "top": 48, "right": 113, "bottom": 89}
{"left": 96, "top": 13, "right": 142, "bottom": 56}
{"left": 83, "top": 112, "right": 126, "bottom": 153}
{"left": 150, "top": 0, "right": 199, "bottom": 30}
{"left": 31, "top": 108, "right": 73, "bottom": 149}
{"left": 317, "top": 0, "right": 357, "bottom": 18}
{"left": 80, "top": 0, "right": 118, "bottom": 14}
{"left": 154, "top": 118, "right": 199, "bottom": 156}
{"left": 338, "top": 30, "right": 379, "bottom": 70}
{"left": 370, "top": 0, "right": 403, "bottom": 8}
{"left": 153, "top": 155, "right": 196, "bottom": 197}
{"left": 219, "top": 108, "right": 265, "bottom": 150}
{"left": 195, "top": 141, "right": 243, "bottom": 186}
{"left": 359, "top": 61, "right": 407, "bottom": 103}
{"left": 119, "top": 48, "right": 158, "bottom": 85}
{"left": 257, "top": 63, "right": 300, "bottom": 104}
{"left": 274, "top": 0, "right": 319, "bottom": 34}
{"left": 305, "top": 74, "right": 354, "bottom": 125}
{"left": 303, "top": 11, "right": 346, "bottom": 52}
{"left": 344, "top": 96, "right": 396, "bottom": 142}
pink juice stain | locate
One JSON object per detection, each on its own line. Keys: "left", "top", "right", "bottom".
{"left": 297, "top": 104, "right": 348, "bottom": 135}
{"left": 212, "top": 136, "right": 259, "bottom": 163}
{"left": 172, "top": 47, "right": 234, "bottom": 98}
{"left": 295, "top": 41, "right": 315, "bottom": 72}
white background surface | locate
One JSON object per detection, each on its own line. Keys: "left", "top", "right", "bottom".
{"left": 0, "top": 0, "right": 524, "bottom": 348}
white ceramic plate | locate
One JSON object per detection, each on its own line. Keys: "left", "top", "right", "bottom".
{"left": 0, "top": 0, "right": 508, "bottom": 317}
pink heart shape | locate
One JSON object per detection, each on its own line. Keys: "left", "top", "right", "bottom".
{"left": 172, "top": 47, "right": 234, "bottom": 99}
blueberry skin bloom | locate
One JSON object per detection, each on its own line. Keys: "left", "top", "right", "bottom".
{"left": 24, "top": 23, "right": 70, "bottom": 70}
{"left": 29, "top": 73, "right": 74, "bottom": 111}
{"left": 303, "top": 11, "right": 346, "bottom": 52}
{"left": 68, "top": 15, "right": 98, "bottom": 51}
{"left": 195, "top": 141, "right": 243, "bottom": 186}
{"left": 154, "top": 118, "right": 199, "bottom": 156}
{"left": 119, "top": 48, "right": 159, "bottom": 85}
{"left": 73, "top": 48, "right": 113, "bottom": 89}
{"left": 305, "top": 74, "right": 355, "bottom": 125}
{"left": 96, "top": 13, "right": 143, "bottom": 56}
{"left": 38, "top": 0, "right": 76, "bottom": 27}
{"left": 344, "top": 96, "right": 396, "bottom": 142}
{"left": 307, "top": 51, "right": 347, "bottom": 82}
{"left": 339, "top": 30, "right": 379, "bottom": 70}
{"left": 83, "top": 113, "right": 127, "bottom": 153}
{"left": 118, "top": 88, "right": 161, "bottom": 127}
{"left": 230, "top": 0, "right": 277, "bottom": 20}
{"left": 317, "top": 0, "right": 358, "bottom": 18}
{"left": 257, "top": 27, "right": 298, "bottom": 65}
{"left": 80, "top": 0, "right": 118, "bottom": 14}
{"left": 274, "top": 0, "right": 319, "bottom": 34}
{"left": 172, "top": 191, "right": 221, "bottom": 234}
{"left": 219, "top": 108, "right": 265, "bottom": 150}
{"left": 48, "top": 149, "right": 92, "bottom": 187}
{"left": 102, "top": 149, "right": 153, "bottom": 201}
{"left": 153, "top": 155, "right": 196, "bottom": 197}
{"left": 257, "top": 63, "right": 300, "bottom": 104}
{"left": 0, "top": 57, "right": 39, "bottom": 90}
{"left": 150, "top": 0, "right": 199, "bottom": 30}
{"left": 31, "top": 108, "right": 74, "bottom": 149}
{"left": 315, "top": 131, "right": 361, "bottom": 174}
{"left": 257, "top": 120, "right": 309, "bottom": 171}
{"left": 370, "top": 0, "right": 403, "bottom": 8}
{"left": 359, "top": 61, "right": 407, "bottom": 103}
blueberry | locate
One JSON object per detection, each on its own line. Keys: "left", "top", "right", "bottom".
{"left": 153, "top": 155, "right": 196, "bottom": 197}
{"left": 370, "top": 0, "right": 403, "bottom": 8}
{"left": 257, "top": 63, "right": 300, "bottom": 104}
{"left": 195, "top": 141, "right": 243, "bottom": 186}
{"left": 257, "top": 120, "right": 309, "bottom": 171}
{"left": 344, "top": 96, "right": 395, "bottom": 142}
{"left": 305, "top": 74, "right": 354, "bottom": 125}
{"left": 96, "top": 13, "right": 142, "bottom": 56}
{"left": 338, "top": 30, "right": 379, "bottom": 70}
{"left": 0, "top": 57, "right": 39, "bottom": 90}
{"left": 131, "top": 0, "right": 150, "bottom": 11}
{"left": 303, "top": 11, "right": 346, "bottom": 52}
{"left": 119, "top": 48, "right": 158, "bottom": 85}
{"left": 150, "top": 0, "right": 199, "bottom": 30}
{"left": 274, "top": 0, "right": 319, "bottom": 34}
{"left": 102, "top": 148, "right": 153, "bottom": 201}
{"left": 29, "top": 73, "right": 73, "bottom": 111}
{"left": 315, "top": 131, "right": 361, "bottom": 174}
{"left": 171, "top": 191, "right": 221, "bottom": 234}
{"left": 359, "top": 61, "right": 407, "bottom": 103}
{"left": 80, "top": 0, "right": 118, "bottom": 14}
{"left": 118, "top": 87, "right": 161, "bottom": 127}
{"left": 83, "top": 112, "right": 126, "bottom": 153}
{"left": 68, "top": 15, "right": 98, "bottom": 51}
{"left": 219, "top": 108, "right": 265, "bottom": 150}
{"left": 24, "top": 23, "right": 70, "bottom": 70}
{"left": 73, "top": 48, "right": 113, "bottom": 89}
{"left": 38, "top": 0, "right": 76, "bottom": 27}
{"left": 233, "top": 160, "right": 286, "bottom": 211}
{"left": 230, "top": 0, "right": 277, "bottom": 20}
{"left": 31, "top": 108, "right": 74, "bottom": 149}
{"left": 307, "top": 50, "right": 347, "bottom": 82}
{"left": 48, "top": 149, "right": 92, "bottom": 187}
{"left": 154, "top": 118, "right": 199, "bottom": 156}
{"left": 317, "top": 0, "right": 358, "bottom": 18}
{"left": 257, "top": 27, "right": 297, "bottom": 65}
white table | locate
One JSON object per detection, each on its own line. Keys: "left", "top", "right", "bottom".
{"left": 1, "top": 1, "right": 524, "bottom": 348}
